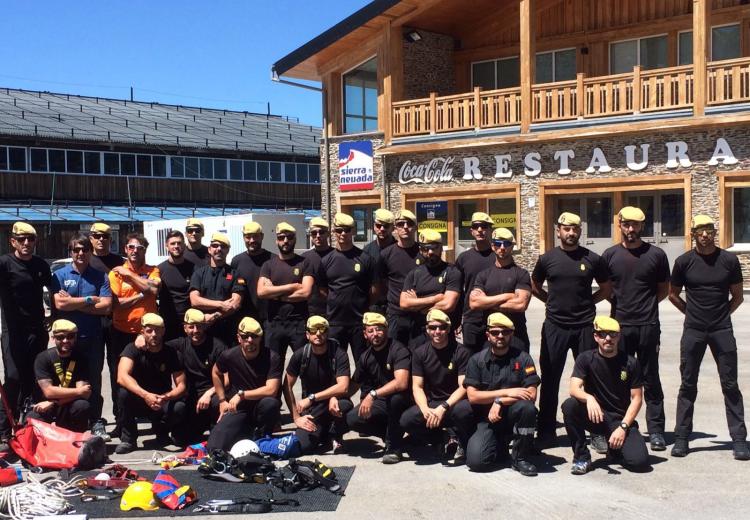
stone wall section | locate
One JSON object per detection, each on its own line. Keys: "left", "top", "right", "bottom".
{"left": 401, "top": 29, "right": 456, "bottom": 99}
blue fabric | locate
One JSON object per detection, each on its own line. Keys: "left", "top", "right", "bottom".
{"left": 51, "top": 264, "right": 111, "bottom": 339}
{"left": 256, "top": 433, "right": 301, "bottom": 459}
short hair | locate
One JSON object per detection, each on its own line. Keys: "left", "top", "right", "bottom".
{"left": 166, "top": 230, "right": 184, "bottom": 242}
{"left": 126, "top": 232, "right": 149, "bottom": 248}
{"left": 68, "top": 233, "right": 92, "bottom": 252}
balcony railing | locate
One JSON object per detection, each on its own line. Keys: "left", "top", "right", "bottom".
{"left": 391, "top": 57, "right": 750, "bottom": 138}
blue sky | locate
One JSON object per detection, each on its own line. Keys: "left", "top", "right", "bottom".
{"left": 0, "top": 1, "right": 371, "bottom": 127}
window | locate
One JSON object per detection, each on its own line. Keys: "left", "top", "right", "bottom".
{"left": 152, "top": 156, "right": 166, "bottom": 177}
{"left": 230, "top": 160, "right": 242, "bottom": 180}
{"left": 734, "top": 188, "right": 750, "bottom": 244}
{"left": 270, "top": 162, "right": 281, "bottom": 182}
{"left": 185, "top": 157, "right": 199, "bottom": 179}
{"left": 214, "top": 159, "right": 227, "bottom": 180}
{"left": 472, "top": 57, "right": 520, "bottom": 90}
{"left": 536, "top": 49, "right": 576, "bottom": 83}
{"left": 104, "top": 153, "right": 119, "bottom": 175}
{"left": 284, "top": 163, "right": 296, "bottom": 183}
{"left": 120, "top": 154, "right": 135, "bottom": 176}
{"left": 137, "top": 155, "right": 152, "bottom": 177}
{"left": 679, "top": 24, "right": 741, "bottom": 65}
{"left": 295, "top": 164, "right": 308, "bottom": 183}
{"left": 343, "top": 57, "right": 378, "bottom": 133}
{"left": 200, "top": 158, "right": 213, "bottom": 179}
{"left": 0, "top": 147, "right": 7, "bottom": 171}
{"left": 85, "top": 152, "right": 101, "bottom": 174}
{"left": 243, "top": 160, "right": 256, "bottom": 181}
{"left": 170, "top": 157, "right": 184, "bottom": 178}
{"left": 49, "top": 149, "right": 66, "bottom": 173}
{"left": 257, "top": 162, "right": 269, "bottom": 181}
{"left": 66, "top": 151, "right": 83, "bottom": 174}
{"left": 30, "top": 149, "right": 48, "bottom": 172}
{"left": 488, "top": 198, "right": 518, "bottom": 239}
{"left": 610, "top": 35, "right": 667, "bottom": 73}
{"left": 8, "top": 147, "right": 26, "bottom": 171}
{"left": 309, "top": 164, "right": 320, "bottom": 183}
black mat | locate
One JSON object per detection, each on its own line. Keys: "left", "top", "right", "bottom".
{"left": 72, "top": 467, "right": 354, "bottom": 517}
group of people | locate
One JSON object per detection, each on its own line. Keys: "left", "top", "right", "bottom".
{"left": 0, "top": 203, "right": 745, "bottom": 475}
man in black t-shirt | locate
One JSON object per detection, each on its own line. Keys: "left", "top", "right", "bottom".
{"left": 166, "top": 309, "right": 227, "bottom": 442}
{"left": 284, "top": 316, "right": 352, "bottom": 454}
{"left": 464, "top": 313, "right": 539, "bottom": 475}
{"left": 378, "top": 210, "right": 424, "bottom": 345}
{"left": 400, "top": 309, "right": 475, "bottom": 465}
{"left": 400, "top": 230, "right": 461, "bottom": 346}
{"left": 302, "top": 217, "right": 333, "bottom": 318}
{"left": 469, "top": 227, "right": 532, "bottom": 352}
{"left": 207, "top": 317, "right": 282, "bottom": 451}
{"left": 29, "top": 320, "right": 91, "bottom": 433}
{"left": 231, "top": 221, "right": 273, "bottom": 323}
{"left": 455, "top": 212, "right": 496, "bottom": 352}
{"left": 258, "top": 223, "right": 314, "bottom": 366}
{"left": 363, "top": 209, "right": 396, "bottom": 314}
{"left": 115, "top": 313, "right": 187, "bottom": 454}
{"left": 531, "top": 212, "right": 611, "bottom": 449}
{"left": 158, "top": 230, "right": 196, "bottom": 341}
{"left": 562, "top": 316, "right": 648, "bottom": 475}
{"left": 189, "top": 233, "right": 244, "bottom": 346}
{"left": 183, "top": 218, "right": 209, "bottom": 266}
{"left": 0, "top": 222, "right": 52, "bottom": 445}
{"left": 320, "top": 213, "right": 376, "bottom": 363}
{"left": 346, "top": 312, "right": 411, "bottom": 464}
{"left": 602, "top": 206, "right": 670, "bottom": 452}
{"left": 669, "top": 215, "right": 748, "bottom": 460}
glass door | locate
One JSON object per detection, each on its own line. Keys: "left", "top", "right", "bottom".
{"left": 556, "top": 196, "right": 613, "bottom": 255}
{"left": 455, "top": 201, "right": 479, "bottom": 256}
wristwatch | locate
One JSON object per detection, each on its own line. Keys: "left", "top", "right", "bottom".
{"left": 307, "top": 393, "right": 317, "bottom": 403}
{"left": 493, "top": 397, "right": 502, "bottom": 406}
{"left": 369, "top": 389, "right": 378, "bottom": 399}
{"left": 620, "top": 421, "right": 629, "bottom": 431}
{"left": 84, "top": 296, "right": 94, "bottom": 305}
{"left": 439, "top": 401, "right": 450, "bottom": 411}
{"left": 236, "top": 389, "right": 245, "bottom": 401}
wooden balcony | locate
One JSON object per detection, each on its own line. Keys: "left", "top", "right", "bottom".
{"left": 391, "top": 57, "right": 750, "bottom": 138}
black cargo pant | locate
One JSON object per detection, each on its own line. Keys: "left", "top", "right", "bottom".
{"left": 26, "top": 398, "right": 91, "bottom": 433}
{"left": 674, "top": 327, "right": 747, "bottom": 442}
{"left": 562, "top": 397, "right": 648, "bottom": 469}
{"left": 206, "top": 397, "right": 282, "bottom": 452}
{"left": 620, "top": 323, "right": 665, "bottom": 434}
{"left": 538, "top": 320, "right": 595, "bottom": 436}
{"left": 400, "top": 399, "right": 476, "bottom": 449}
{"left": 107, "top": 327, "right": 137, "bottom": 421}
{"left": 346, "top": 392, "right": 412, "bottom": 450}
{"left": 185, "top": 392, "right": 222, "bottom": 443}
{"left": 387, "top": 311, "right": 411, "bottom": 347}
{"left": 265, "top": 319, "right": 307, "bottom": 368}
{"left": 117, "top": 388, "right": 187, "bottom": 446}
{"left": 329, "top": 322, "right": 367, "bottom": 366}
{"left": 75, "top": 335, "right": 105, "bottom": 423}
{"left": 294, "top": 398, "right": 353, "bottom": 454}
{"left": 466, "top": 400, "right": 537, "bottom": 472}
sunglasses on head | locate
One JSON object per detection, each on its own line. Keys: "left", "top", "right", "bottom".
{"left": 91, "top": 233, "right": 110, "bottom": 240}
{"left": 594, "top": 331, "right": 620, "bottom": 339}
{"left": 492, "top": 240, "right": 514, "bottom": 248}
{"left": 471, "top": 223, "right": 491, "bottom": 230}
{"left": 488, "top": 328, "right": 513, "bottom": 337}
{"left": 307, "top": 326, "right": 328, "bottom": 334}
{"left": 238, "top": 332, "right": 260, "bottom": 340}
{"left": 333, "top": 227, "right": 352, "bottom": 234}
{"left": 427, "top": 323, "right": 449, "bottom": 331}
{"left": 13, "top": 235, "right": 36, "bottom": 243}
{"left": 309, "top": 229, "right": 327, "bottom": 237}
{"left": 126, "top": 244, "right": 145, "bottom": 251}
{"left": 54, "top": 333, "right": 76, "bottom": 341}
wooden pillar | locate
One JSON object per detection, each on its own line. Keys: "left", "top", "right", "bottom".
{"left": 520, "top": 0, "right": 536, "bottom": 133}
{"left": 692, "top": 0, "right": 710, "bottom": 116}
{"left": 379, "top": 22, "right": 403, "bottom": 145}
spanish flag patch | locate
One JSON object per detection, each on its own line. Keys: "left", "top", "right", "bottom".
{"left": 525, "top": 366, "right": 536, "bottom": 374}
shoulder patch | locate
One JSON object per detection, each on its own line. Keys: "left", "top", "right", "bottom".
{"left": 293, "top": 267, "right": 300, "bottom": 276}
{"left": 525, "top": 366, "right": 536, "bottom": 374}
{"left": 620, "top": 370, "right": 628, "bottom": 381}
{"left": 354, "top": 263, "right": 361, "bottom": 272}
{"left": 580, "top": 263, "right": 586, "bottom": 271}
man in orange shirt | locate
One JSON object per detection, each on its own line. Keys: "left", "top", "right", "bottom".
{"left": 108, "top": 233, "right": 161, "bottom": 433}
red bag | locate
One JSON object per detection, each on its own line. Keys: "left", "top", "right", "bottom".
{"left": 10, "top": 418, "right": 106, "bottom": 470}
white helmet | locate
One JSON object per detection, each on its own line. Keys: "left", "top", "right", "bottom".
{"left": 230, "top": 439, "right": 260, "bottom": 458}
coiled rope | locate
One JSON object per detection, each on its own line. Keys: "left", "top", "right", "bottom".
{"left": 0, "top": 474, "right": 84, "bottom": 520}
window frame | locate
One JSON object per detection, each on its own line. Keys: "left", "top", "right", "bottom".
{"left": 471, "top": 55, "right": 521, "bottom": 90}
{"left": 341, "top": 55, "right": 379, "bottom": 135}
{"left": 678, "top": 22, "right": 742, "bottom": 65}
{"left": 609, "top": 33, "right": 669, "bottom": 74}
{"left": 535, "top": 47, "right": 577, "bottom": 83}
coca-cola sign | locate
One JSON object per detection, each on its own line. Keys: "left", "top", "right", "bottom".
{"left": 398, "top": 157, "right": 455, "bottom": 184}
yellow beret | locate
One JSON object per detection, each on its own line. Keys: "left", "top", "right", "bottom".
{"left": 558, "top": 212, "right": 581, "bottom": 226}
{"left": 141, "top": 313, "right": 165, "bottom": 328}
{"left": 186, "top": 218, "right": 204, "bottom": 229}
{"left": 374, "top": 209, "right": 394, "bottom": 224}
{"left": 12, "top": 222, "right": 36, "bottom": 236}
{"left": 276, "top": 222, "right": 296, "bottom": 235}
{"left": 395, "top": 209, "right": 417, "bottom": 223}
{"left": 308, "top": 217, "right": 329, "bottom": 230}
{"left": 486, "top": 312, "right": 515, "bottom": 330}
{"left": 51, "top": 319, "right": 78, "bottom": 334}
{"left": 419, "top": 229, "right": 442, "bottom": 244}
{"left": 210, "top": 233, "right": 230, "bottom": 247}
{"left": 238, "top": 317, "right": 263, "bottom": 336}
{"left": 333, "top": 213, "right": 355, "bottom": 228}
{"left": 691, "top": 214, "right": 715, "bottom": 229}
{"left": 90, "top": 222, "right": 111, "bottom": 234}
{"left": 426, "top": 308, "right": 451, "bottom": 326}
{"left": 492, "top": 227, "right": 515, "bottom": 241}
{"left": 618, "top": 206, "right": 646, "bottom": 222}
{"left": 362, "top": 312, "right": 387, "bottom": 327}
{"left": 593, "top": 315, "right": 620, "bottom": 333}
{"left": 242, "top": 221, "right": 262, "bottom": 234}
{"left": 306, "top": 315, "right": 329, "bottom": 330}
{"left": 471, "top": 212, "right": 493, "bottom": 224}
{"left": 183, "top": 308, "right": 205, "bottom": 324}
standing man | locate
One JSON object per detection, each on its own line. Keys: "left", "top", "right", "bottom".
{"left": 283, "top": 316, "right": 352, "bottom": 454}
{"left": 207, "top": 317, "right": 283, "bottom": 451}
{"left": 562, "top": 316, "right": 649, "bottom": 475}
{"left": 455, "top": 212, "right": 496, "bottom": 353}
{"left": 189, "top": 233, "right": 244, "bottom": 346}
{"left": 51, "top": 234, "right": 112, "bottom": 439}
{"left": 88, "top": 222, "right": 124, "bottom": 273}
{"left": 115, "top": 313, "right": 187, "bottom": 454}
{"left": 157, "top": 230, "right": 196, "bottom": 341}
{"left": 320, "top": 213, "right": 376, "bottom": 363}
{"left": 400, "top": 230, "right": 461, "bottom": 345}
{"left": 469, "top": 228, "right": 532, "bottom": 352}
{"left": 167, "top": 309, "right": 227, "bottom": 442}
{"left": 183, "top": 218, "right": 209, "bottom": 266}
{"left": 400, "top": 309, "right": 474, "bottom": 464}
{"left": 464, "top": 313, "right": 539, "bottom": 475}
{"left": 302, "top": 217, "right": 333, "bottom": 318}
{"left": 363, "top": 209, "right": 395, "bottom": 314}
{"left": 346, "top": 312, "right": 411, "bottom": 464}
{"left": 257, "top": 223, "right": 313, "bottom": 366}
{"left": 531, "top": 212, "right": 611, "bottom": 448}
{"left": 602, "top": 206, "right": 670, "bottom": 452}
{"left": 0, "top": 222, "right": 52, "bottom": 449}
{"left": 378, "top": 210, "right": 424, "bottom": 345}
{"left": 669, "top": 215, "right": 749, "bottom": 460}
{"left": 231, "top": 221, "right": 273, "bottom": 323}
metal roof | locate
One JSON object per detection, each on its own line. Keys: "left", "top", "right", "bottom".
{"left": 0, "top": 88, "right": 321, "bottom": 156}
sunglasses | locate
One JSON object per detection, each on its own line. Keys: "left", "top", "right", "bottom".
{"left": 126, "top": 244, "right": 146, "bottom": 251}
{"left": 427, "top": 324, "right": 449, "bottom": 331}
{"left": 307, "top": 326, "right": 328, "bottom": 334}
{"left": 394, "top": 221, "right": 413, "bottom": 228}
{"left": 53, "top": 333, "right": 76, "bottom": 341}
{"left": 492, "top": 240, "right": 514, "bottom": 248}
{"left": 594, "top": 331, "right": 620, "bottom": 339}
{"left": 374, "top": 222, "right": 392, "bottom": 229}
{"left": 309, "top": 230, "right": 327, "bottom": 237}
{"left": 333, "top": 227, "right": 352, "bottom": 234}
{"left": 13, "top": 235, "right": 36, "bottom": 243}
{"left": 488, "top": 329, "right": 513, "bottom": 337}
{"left": 210, "top": 242, "right": 228, "bottom": 249}
{"left": 238, "top": 332, "right": 260, "bottom": 340}
{"left": 276, "top": 234, "right": 295, "bottom": 241}
{"left": 471, "top": 223, "right": 491, "bottom": 230}
{"left": 419, "top": 243, "right": 440, "bottom": 251}
{"left": 70, "top": 247, "right": 88, "bottom": 254}
{"left": 91, "top": 233, "right": 110, "bottom": 240}
{"left": 185, "top": 227, "right": 203, "bottom": 234}
{"left": 694, "top": 227, "right": 716, "bottom": 235}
